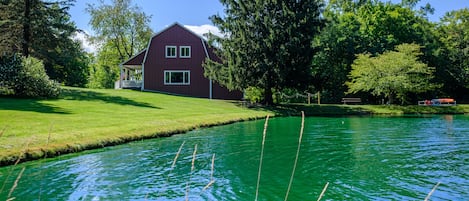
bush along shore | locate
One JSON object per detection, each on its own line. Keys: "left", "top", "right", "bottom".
{"left": 1, "top": 87, "right": 468, "bottom": 166}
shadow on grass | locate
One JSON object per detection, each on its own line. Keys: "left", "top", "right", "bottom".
{"left": 0, "top": 88, "right": 160, "bottom": 114}
{"left": 60, "top": 88, "right": 160, "bottom": 109}
{"left": 0, "top": 97, "right": 71, "bottom": 114}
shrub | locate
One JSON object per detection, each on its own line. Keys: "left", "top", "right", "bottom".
{"left": 0, "top": 54, "right": 61, "bottom": 98}
{"left": 0, "top": 54, "right": 20, "bottom": 95}
{"left": 244, "top": 86, "right": 263, "bottom": 103}
{"left": 87, "top": 64, "right": 118, "bottom": 89}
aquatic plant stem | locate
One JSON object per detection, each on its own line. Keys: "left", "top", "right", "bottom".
{"left": 39, "top": 124, "right": 53, "bottom": 201}
{"left": 186, "top": 144, "right": 198, "bottom": 201}
{"left": 255, "top": 115, "right": 269, "bottom": 201}
{"left": 424, "top": 182, "right": 441, "bottom": 201}
{"left": 284, "top": 111, "right": 305, "bottom": 201}
{"left": 210, "top": 153, "right": 215, "bottom": 181}
{"left": 1, "top": 139, "right": 31, "bottom": 194}
{"left": 317, "top": 182, "right": 329, "bottom": 201}
{"left": 153, "top": 141, "right": 186, "bottom": 199}
{"left": 202, "top": 153, "right": 216, "bottom": 192}
{"left": 7, "top": 166, "right": 25, "bottom": 200}
{"left": 172, "top": 141, "right": 186, "bottom": 170}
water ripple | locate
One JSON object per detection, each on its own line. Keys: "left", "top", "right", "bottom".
{"left": 0, "top": 116, "right": 468, "bottom": 200}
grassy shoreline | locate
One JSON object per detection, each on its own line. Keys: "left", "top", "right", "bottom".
{"left": 1, "top": 87, "right": 468, "bottom": 167}
{"left": 0, "top": 87, "right": 274, "bottom": 167}
{"left": 283, "top": 103, "right": 469, "bottom": 116}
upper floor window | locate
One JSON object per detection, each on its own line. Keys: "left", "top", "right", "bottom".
{"left": 180, "top": 46, "right": 191, "bottom": 58}
{"left": 165, "top": 46, "right": 177, "bottom": 58}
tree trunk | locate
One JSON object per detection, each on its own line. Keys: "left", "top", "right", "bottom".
{"left": 263, "top": 86, "right": 273, "bottom": 106}
{"left": 317, "top": 91, "right": 321, "bottom": 105}
{"left": 388, "top": 94, "right": 394, "bottom": 105}
{"left": 22, "top": 0, "right": 31, "bottom": 56}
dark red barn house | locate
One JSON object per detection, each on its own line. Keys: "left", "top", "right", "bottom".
{"left": 119, "top": 23, "right": 242, "bottom": 100}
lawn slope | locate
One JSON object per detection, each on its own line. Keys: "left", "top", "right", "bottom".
{"left": 0, "top": 87, "right": 273, "bottom": 166}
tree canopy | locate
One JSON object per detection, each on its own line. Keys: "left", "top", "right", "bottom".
{"left": 86, "top": 0, "right": 153, "bottom": 88}
{"left": 435, "top": 8, "right": 469, "bottom": 96}
{"left": 0, "top": 0, "right": 90, "bottom": 87}
{"left": 347, "top": 43, "right": 437, "bottom": 104}
{"left": 87, "top": 0, "right": 153, "bottom": 60}
{"left": 310, "top": 0, "right": 444, "bottom": 103}
{"left": 204, "top": 0, "right": 324, "bottom": 104}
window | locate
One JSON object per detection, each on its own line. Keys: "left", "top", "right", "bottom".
{"left": 164, "top": 71, "right": 190, "bottom": 85}
{"left": 165, "top": 46, "right": 177, "bottom": 58}
{"left": 180, "top": 46, "right": 191, "bottom": 58}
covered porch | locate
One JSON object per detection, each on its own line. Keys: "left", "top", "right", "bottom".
{"left": 117, "top": 49, "right": 146, "bottom": 89}
{"left": 119, "top": 64, "right": 143, "bottom": 89}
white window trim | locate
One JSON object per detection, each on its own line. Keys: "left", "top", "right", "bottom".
{"left": 179, "top": 46, "right": 191, "bottom": 58}
{"left": 165, "top": 46, "right": 177, "bottom": 58}
{"left": 164, "top": 70, "right": 190, "bottom": 85}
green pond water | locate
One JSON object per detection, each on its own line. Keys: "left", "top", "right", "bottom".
{"left": 1, "top": 115, "right": 468, "bottom": 200}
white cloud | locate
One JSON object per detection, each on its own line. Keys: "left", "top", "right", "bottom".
{"left": 72, "top": 31, "right": 98, "bottom": 54}
{"left": 184, "top": 24, "right": 224, "bottom": 39}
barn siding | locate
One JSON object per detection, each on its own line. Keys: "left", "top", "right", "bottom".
{"left": 141, "top": 23, "right": 242, "bottom": 100}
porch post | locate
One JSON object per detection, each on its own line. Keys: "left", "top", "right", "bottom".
{"left": 119, "top": 64, "right": 123, "bottom": 89}
{"left": 141, "top": 63, "right": 145, "bottom": 91}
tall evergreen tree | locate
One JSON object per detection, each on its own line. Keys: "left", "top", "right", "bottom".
{"left": 0, "top": 0, "right": 90, "bottom": 87}
{"left": 204, "top": 0, "right": 324, "bottom": 104}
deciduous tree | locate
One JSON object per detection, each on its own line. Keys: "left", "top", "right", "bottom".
{"left": 87, "top": 0, "right": 152, "bottom": 60}
{"left": 436, "top": 8, "right": 469, "bottom": 98}
{"left": 312, "top": 0, "right": 439, "bottom": 103}
{"left": 347, "top": 43, "right": 438, "bottom": 104}
{"left": 86, "top": 0, "right": 152, "bottom": 88}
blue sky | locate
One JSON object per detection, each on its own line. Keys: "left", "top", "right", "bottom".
{"left": 69, "top": 0, "right": 469, "bottom": 52}
{"left": 70, "top": 0, "right": 224, "bottom": 33}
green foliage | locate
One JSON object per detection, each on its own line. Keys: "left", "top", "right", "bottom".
{"left": 244, "top": 87, "right": 264, "bottom": 104}
{"left": 47, "top": 38, "right": 91, "bottom": 87}
{"left": 347, "top": 43, "right": 437, "bottom": 104}
{"left": 312, "top": 0, "right": 442, "bottom": 103}
{"left": 87, "top": 64, "right": 118, "bottom": 89}
{"left": 86, "top": 41, "right": 121, "bottom": 88}
{"left": 0, "top": 54, "right": 60, "bottom": 98}
{"left": 275, "top": 88, "right": 310, "bottom": 104}
{"left": 0, "top": 55, "right": 21, "bottom": 95}
{"left": 204, "top": 0, "right": 324, "bottom": 105}
{"left": 87, "top": 0, "right": 153, "bottom": 60}
{"left": 86, "top": 0, "right": 152, "bottom": 89}
{"left": 0, "top": 0, "right": 90, "bottom": 87}
{"left": 436, "top": 8, "right": 469, "bottom": 96}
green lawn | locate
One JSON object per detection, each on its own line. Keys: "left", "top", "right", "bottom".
{"left": 1, "top": 87, "right": 468, "bottom": 166}
{"left": 0, "top": 87, "right": 273, "bottom": 166}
